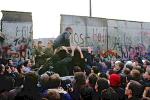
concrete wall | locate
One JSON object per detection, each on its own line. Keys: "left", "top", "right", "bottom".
{"left": 61, "top": 15, "right": 150, "bottom": 59}
{"left": 2, "top": 22, "right": 33, "bottom": 59}
{"left": 1, "top": 11, "right": 33, "bottom": 59}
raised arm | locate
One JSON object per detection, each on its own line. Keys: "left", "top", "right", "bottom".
{"left": 76, "top": 46, "right": 84, "bottom": 59}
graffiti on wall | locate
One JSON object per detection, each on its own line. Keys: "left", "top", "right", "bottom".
{"left": 108, "top": 28, "right": 147, "bottom": 59}
{"left": 1, "top": 22, "right": 33, "bottom": 60}
{"left": 61, "top": 15, "right": 150, "bottom": 59}
{"left": 69, "top": 27, "right": 107, "bottom": 52}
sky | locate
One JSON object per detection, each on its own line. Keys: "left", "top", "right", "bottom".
{"left": 0, "top": 0, "right": 150, "bottom": 39}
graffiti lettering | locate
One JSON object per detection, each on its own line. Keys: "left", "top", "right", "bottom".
{"left": 93, "top": 33, "right": 106, "bottom": 43}
{"left": 16, "top": 26, "right": 32, "bottom": 37}
{"left": 73, "top": 33, "right": 84, "bottom": 45}
{"left": 2, "top": 24, "right": 33, "bottom": 60}
{"left": 72, "top": 32, "right": 107, "bottom": 46}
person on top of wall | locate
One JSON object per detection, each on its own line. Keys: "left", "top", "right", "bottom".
{"left": 53, "top": 27, "right": 73, "bottom": 49}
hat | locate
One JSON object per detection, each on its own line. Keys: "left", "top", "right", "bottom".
{"left": 109, "top": 74, "right": 121, "bottom": 87}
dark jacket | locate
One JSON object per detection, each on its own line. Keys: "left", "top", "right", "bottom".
{"left": 70, "top": 85, "right": 94, "bottom": 100}
{"left": 127, "top": 97, "right": 142, "bottom": 100}
{"left": 53, "top": 32, "right": 71, "bottom": 49}
{"left": 43, "top": 89, "right": 72, "bottom": 100}
{"left": 112, "top": 87, "right": 125, "bottom": 100}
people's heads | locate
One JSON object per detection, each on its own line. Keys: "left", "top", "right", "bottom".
{"left": 123, "top": 67, "right": 131, "bottom": 76}
{"left": 101, "top": 88, "right": 119, "bottom": 100}
{"left": 17, "top": 63, "right": 25, "bottom": 73}
{"left": 125, "top": 64, "right": 133, "bottom": 71}
{"left": 56, "top": 49, "right": 68, "bottom": 59}
{"left": 30, "top": 59, "right": 35, "bottom": 67}
{"left": 24, "top": 59, "right": 32, "bottom": 67}
{"left": 47, "top": 40, "right": 53, "bottom": 48}
{"left": 114, "top": 60, "right": 121, "bottom": 67}
{"left": 65, "top": 27, "right": 73, "bottom": 33}
{"left": 133, "top": 65, "right": 142, "bottom": 73}
{"left": 49, "top": 74, "right": 61, "bottom": 88}
{"left": 40, "top": 73, "right": 50, "bottom": 88}
{"left": 88, "top": 73, "right": 98, "bottom": 88}
{"left": 73, "top": 66, "right": 82, "bottom": 74}
{"left": 46, "top": 90, "right": 60, "bottom": 100}
{"left": 143, "top": 88, "right": 150, "bottom": 98}
{"left": 80, "top": 86, "right": 93, "bottom": 100}
{"left": 95, "top": 78, "right": 109, "bottom": 92}
{"left": 143, "top": 71, "right": 150, "bottom": 81}
{"left": 38, "top": 41, "right": 43, "bottom": 47}
{"left": 74, "top": 72, "right": 86, "bottom": 89}
{"left": 0, "top": 52, "right": 2, "bottom": 59}
{"left": 87, "top": 46, "right": 93, "bottom": 54}
{"left": 132, "top": 61, "right": 139, "bottom": 67}
{"left": 8, "top": 59, "right": 13, "bottom": 66}
{"left": 23, "top": 72, "right": 38, "bottom": 88}
{"left": 145, "top": 60, "right": 150, "bottom": 66}
{"left": 99, "top": 72, "right": 108, "bottom": 79}
{"left": 10, "top": 66, "right": 17, "bottom": 73}
{"left": 91, "top": 66, "right": 99, "bottom": 74}
{"left": 85, "top": 67, "right": 91, "bottom": 76}
{"left": 5, "top": 66, "right": 12, "bottom": 74}
{"left": 109, "top": 74, "right": 121, "bottom": 87}
{"left": 146, "top": 65, "right": 150, "bottom": 72}
{"left": 27, "top": 59, "right": 32, "bottom": 67}
{"left": 130, "top": 69, "right": 141, "bottom": 81}
{"left": 125, "top": 80, "right": 144, "bottom": 98}
{"left": 143, "top": 61, "right": 150, "bottom": 70}
{"left": 0, "top": 64, "right": 5, "bottom": 74}
{"left": 125, "top": 61, "right": 133, "bottom": 68}
{"left": 113, "top": 61, "right": 124, "bottom": 72}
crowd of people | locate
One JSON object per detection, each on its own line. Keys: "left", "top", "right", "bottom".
{"left": 0, "top": 44, "right": 150, "bottom": 100}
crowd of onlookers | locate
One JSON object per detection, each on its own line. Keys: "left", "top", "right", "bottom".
{"left": 0, "top": 47, "right": 150, "bottom": 100}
